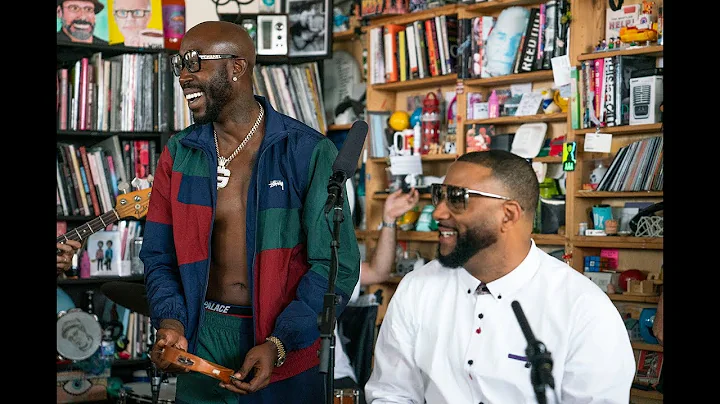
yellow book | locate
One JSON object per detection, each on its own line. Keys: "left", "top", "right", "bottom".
{"left": 398, "top": 30, "right": 407, "bottom": 82}
{"left": 108, "top": 0, "right": 164, "bottom": 47}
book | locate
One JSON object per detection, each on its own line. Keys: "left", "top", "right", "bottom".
{"left": 107, "top": 0, "right": 164, "bottom": 47}
{"left": 465, "top": 124, "right": 496, "bottom": 152}
{"left": 614, "top": 55, "right": 656, "bottom": 126}
{"left": 517, "top": 8, "right": 540, "bottom": 74}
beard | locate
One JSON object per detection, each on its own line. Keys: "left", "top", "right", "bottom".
{"left": 65, "top": 20, "right": 94, "bottom": 40}
{"left": 437, "top": 225, "right": 498, "bottom": 269}
{"left": 191, "top": 69, "right": 233, "bottom": 125}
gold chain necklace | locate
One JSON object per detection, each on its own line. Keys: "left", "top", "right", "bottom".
{"left": 215, "top": 102, "right": 264, "bottom": 189}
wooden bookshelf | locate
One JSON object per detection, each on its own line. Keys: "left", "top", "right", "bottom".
{"left": 466, "top": 0, "right": 547, "bottom": 13}
{"left": 372, "top": 74, "right": 458, "bottom": 91}
{"left": 573, "top": 123, "right": 663, "bottom": 136}
{"left": 464, "top": 70, "right": 554, "bottom": 87}
{"left": 607, "top": 294, "right": 660, "bottom": 304}
{"left": 632, "top": 342, "right": 663, "bottom": 352}
{"left": 327, "top": 123, "right": 352, "bottom": 131}
{"left": 630, "top": 388, "right": 663, "bottom": 400}
{"left": 577, "top": 45, "right": 664, "bottom": 61}
{"left": 574, "top": 191, "right": 663, "bottom": 198}
{"left": 531, "top": 234, "right": 566, "bottom": 246}
{"left": 363, "top": 4, "right": 463, "bottom": 28}
{"left": 332, "top": 29, "right": 357, "bottom": 41}
{"left": 369, "top": 154, "right": 458, "bottom": 164}
{"left": 466, "top": 112, "right": 566, "bottom": 125}
{"left": 571, "top": 236, "right": 663, "bottom": 250}
{"left": 533, "top": 156, "right": 562, "bottom": 164}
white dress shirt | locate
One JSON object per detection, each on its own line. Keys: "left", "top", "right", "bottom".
{"left": 334, "top": 265, "right": 363, "bottom": 382}
{"left": 365, "top": 241, "right": 635, "bottom": 404}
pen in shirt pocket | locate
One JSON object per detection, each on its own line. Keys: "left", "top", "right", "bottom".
{"left": 508, "top": 353, "right": 531, "bottom": 367}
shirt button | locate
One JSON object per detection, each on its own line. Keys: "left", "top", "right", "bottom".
{"left": 478, "top": 313, "right": 484, "bottom": 319}
{"left": 498, "top": 294, "right": 502, "bottom": 299}
{"left": 467, "top": 289, "right": 472, "bottom": 294}
{"left": 468, "top": 359, "right": 473, "bottom": 365}
{"left": 476, "top": 327, "right": 481, "bottom": 334}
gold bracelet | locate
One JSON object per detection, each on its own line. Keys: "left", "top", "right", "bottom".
{"left": 265, "top": 336, "right": 286, "bottom": 367}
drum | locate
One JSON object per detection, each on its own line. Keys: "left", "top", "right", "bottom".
{"left": 57, "top": 308, "right": 102, "bottom": 361}
{"left": 125, "top": 381, "right": 176, "bottom": 404}
{"left": 334, "top": 388, "right": 360, "bottom": 404}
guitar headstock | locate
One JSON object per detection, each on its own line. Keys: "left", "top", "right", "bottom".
{"left": 115, "top": 187, "right": 152, "bottom": 220}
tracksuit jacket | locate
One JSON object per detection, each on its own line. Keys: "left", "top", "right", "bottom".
{"left": 140, "top": 95, "right": 360, "bottom": 382}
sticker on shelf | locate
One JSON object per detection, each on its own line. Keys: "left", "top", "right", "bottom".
{"left": 562, "top": 142, "right": 577, "bottom": 172}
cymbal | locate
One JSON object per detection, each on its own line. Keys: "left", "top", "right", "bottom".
{"left": 101, "top": 281, "right": 150, "bottom": 317}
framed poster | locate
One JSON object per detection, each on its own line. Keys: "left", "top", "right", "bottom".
{"left": 286, "top": 0, "right": 331, "bottom": 58}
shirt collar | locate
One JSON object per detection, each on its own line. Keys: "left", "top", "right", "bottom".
{"left": 457, "top": 240, "right": 540, "bottom": 301}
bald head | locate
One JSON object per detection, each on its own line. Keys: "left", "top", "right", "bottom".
{"left": 182, "top": 21, "right": 256, "bottom": 70}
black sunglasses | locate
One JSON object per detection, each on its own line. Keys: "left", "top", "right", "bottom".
{"left": 430, "top": 183, "right": 512, "bottom": 212}
{"left": 170, "top": 50, "right": 242, "bottom": 77}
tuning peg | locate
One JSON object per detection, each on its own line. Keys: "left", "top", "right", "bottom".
{"left": 118, "top": 181, "right": 130, "bottom": 194}
{"left": 147, "top": 174, "right": 154, "bottom": 184}
{"left": 131, "top": 177, "right": 143, "bottom": 190}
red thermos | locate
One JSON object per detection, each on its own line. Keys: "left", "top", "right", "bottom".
{"left": 420, "top": 92, "right": 440, "bottom": 155}
{"left": 162, "top": 0, "right": 185, "bottom": 50}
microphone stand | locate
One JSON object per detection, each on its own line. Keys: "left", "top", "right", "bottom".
{"left": 319, "top": 171, "right": 347, "bottom": 404}
{"left": 512, "top": 301, "right": 556, "bottom": 404}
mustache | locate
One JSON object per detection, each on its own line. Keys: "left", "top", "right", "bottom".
{"left": 71, "top": 19, "right": 94, "bottom": 26}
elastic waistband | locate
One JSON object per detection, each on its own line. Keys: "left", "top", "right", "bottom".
{"left": 203, "top": 300, "right": 252, "bottom": 317}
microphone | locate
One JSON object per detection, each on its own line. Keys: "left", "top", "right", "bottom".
{"left": 511, "top": 300, "right": 555, "bottom": 404}
{"left": 323, "top": 120, "right": 368, "bottom": 213}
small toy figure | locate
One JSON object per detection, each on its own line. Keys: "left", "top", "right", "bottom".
{"left": 541, "top": 89, "right": 561, "bottom": 114}
{"left": 614, "top": 37, "right": 622, "bottom": 49}
{"left": 608, "top": 37, "right": 615, "bottom": 49}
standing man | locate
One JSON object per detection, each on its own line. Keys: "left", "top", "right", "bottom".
{"left": 57, "top": 0, "right": 109, "bottom": 45}
{"left": 365, "top": 150, "right": 635, "bottom": 403}
{"left": 140, "top": 21, "right": 360, "bottom": 404}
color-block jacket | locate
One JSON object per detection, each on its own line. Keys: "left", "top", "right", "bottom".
{"left": 140, "top": 96, "right": 360, "bottom": 382}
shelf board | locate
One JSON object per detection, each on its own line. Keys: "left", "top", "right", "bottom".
{"left": 532, "top": 156, "right": 562, "bottom": 164}
{"left": 466, "top": 112, "right": 566, "bottom": 125}
{"left": 632, "top": 342, "right": 663, "bottom": 352}
{"left": 363, "top": 4, "right": 463, "bottom": 28}
{"left": 630, "top": 388, "right": 663, "bottom": 399}
{"left": 607, "top": 293, "right": 660, "bottom": 303}
{"left": 573, "top": 123, "right": 663, "bottom": 136}
{"left": 333, "top": 29, "right": 358, "bottom": 41}
{"left": 57, "top": 130, "right": 166, "bottom": 139}
{"left": 575, "top": 191, "right": 663, "bottom": 198}
{"left": 531, "top": 234, "right": 566, "bottom": 245}
{"left": 372, "top": 74, "right": 458, "bottom": 91}
{"left": 369, "top": 153, "right": 458, "bottom": 163}
{"left": 571, "top": 236, "right": 663, "bottom": 250}
{"left": 327, "top": 123, "right": 353, "bottom": 131}
{"left": 577, "top": 45, "right": 663, "bottom": 61}
{"left": 466, "top": 0, "right": 546, "bottom": 13}
{"left": 57, "top": 275, "right": 145, "bottom": 285}
{"left": 464, "top": 70, "right": 554, "bottom": 87}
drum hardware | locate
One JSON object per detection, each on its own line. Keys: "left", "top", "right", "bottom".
{"left": 57, "top": 308, "right": 103, "bottom": 361}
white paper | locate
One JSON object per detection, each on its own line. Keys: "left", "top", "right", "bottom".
{"left": 584, "top": 132, "right": 613, "bottom": 153}
{"left": 515, "top": 92, "right": 543, "bottom": 116}
{"left": 472, "top": 102, "right": 489, "bottom": 119}
{"left": 389, "top": 155, "right": 423, "bottom": 175}
{"left": 551, "top": 55, "right": 571, "bottom": 87}
{"left": 510, "top": 83, "right": 532, "bottom": 96}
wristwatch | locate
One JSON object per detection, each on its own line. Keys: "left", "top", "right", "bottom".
{"left": 265, "top": 336, "right": 286, "bottom": 367}
{"left": 381, "top": 220, "right": 396, "bottom": 229}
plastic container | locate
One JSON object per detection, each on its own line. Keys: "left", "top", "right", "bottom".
{"left": 162, "top": 0, "right": 185, "bottom": 50}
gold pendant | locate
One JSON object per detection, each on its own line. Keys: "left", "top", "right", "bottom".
{"left": 217, "top": 165, "right": 230, "bottom": 189}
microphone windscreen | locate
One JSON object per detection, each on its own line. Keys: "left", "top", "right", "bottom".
{"left": 331, "top": 120, "right": 368, "bottom": 179}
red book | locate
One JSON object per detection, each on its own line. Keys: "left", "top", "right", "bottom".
{"left": 425, "top": 19, "right": 439, "bottom": 77}
{"left": 78, "top": 58, "right": 89, "bottom": 130}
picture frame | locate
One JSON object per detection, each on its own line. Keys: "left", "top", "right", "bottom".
{"left": 286, "top": 0, "right": 331, "bottom": 58}
{"left": 88, "top": 230, "right": 122, "bottom": 277}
